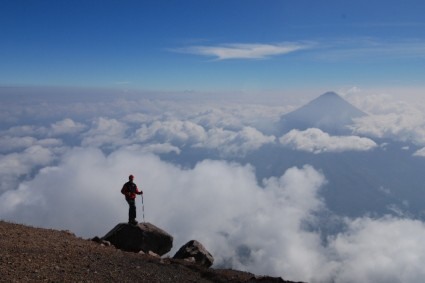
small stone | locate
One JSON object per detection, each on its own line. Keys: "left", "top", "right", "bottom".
{"left": 148, "top": 251, "right": 160, "bottom": 258}
{"left": 184, "top": 257, "right": 196, "bottom": 263}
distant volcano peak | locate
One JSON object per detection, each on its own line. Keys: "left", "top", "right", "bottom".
{"left": 309, "top": 91, "right": 348, "bottom": 105}
{"left": 278, "top": 91, "right": 366, "bottom": 135}
{"left": 321, "top": 91, "right": 340, "bottom": 97}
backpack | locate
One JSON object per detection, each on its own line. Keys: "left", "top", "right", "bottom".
{"left": 121, "top": 182, "right": 136, "bottom": 195}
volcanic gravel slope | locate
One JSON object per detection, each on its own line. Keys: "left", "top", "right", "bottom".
{"left": 0, "top": 221, "right": 303, "bottom": 283}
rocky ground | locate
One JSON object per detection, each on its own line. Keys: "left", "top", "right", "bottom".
{"left": 0, "top": 220, "right": 303, "bottom": 282}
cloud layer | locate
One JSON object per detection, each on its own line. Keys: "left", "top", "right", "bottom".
{"left": 1, "top": 89, "right": 425, "bottom": 282}
{"left": 2, "top": 147, "right": 425, "bottom": 282}
{"left": 348, "top": 93, "right": 425, "bottom": 147}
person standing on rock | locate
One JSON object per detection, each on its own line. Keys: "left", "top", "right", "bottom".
{"left": 121, "top": 174, "right": 143, "bottom": 225}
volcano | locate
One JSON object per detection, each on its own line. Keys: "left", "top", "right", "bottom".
{"left": 278, "top": 91, "right": 367, "bottom": 135}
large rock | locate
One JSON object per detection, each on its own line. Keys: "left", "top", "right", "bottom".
{"left": 102, "top": 222, "right": 173, "bottom": 255}
{"left": 173, "top": 240, "right": 214, "bottom": 268}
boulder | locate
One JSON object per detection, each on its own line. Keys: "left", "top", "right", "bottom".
{"left": 102, "top": 222, "right": 173, "bottom": 255}
{"left": 173, "top": 240, "right": 214, "bottom": 268}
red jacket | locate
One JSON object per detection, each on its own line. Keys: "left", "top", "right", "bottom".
{"left": 121, "top": 181, "right": 141, "bottom": 199}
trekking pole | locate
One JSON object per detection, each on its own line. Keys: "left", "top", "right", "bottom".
{"left": 142, "top": 193, "right": 145, "bottom": 223}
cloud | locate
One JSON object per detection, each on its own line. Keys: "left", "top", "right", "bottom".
{"left": 134, "top": 120, "right": 207, "bottom": 145}
{"left": 145, "top": 143, "right": 181, "bottom": 155}
{"left": 326, "top": 216, "right": 425, "bottom": 283}
{"left": 175, "top": 38, "right": 425, "bottom": 63}
{"left": 348, "top": 94, "right": 425, "bottom": 146}
{"left": 49, "top": 118, "right": 86, "bottom": 136}
{"left": 191, "top": 104, "right": 288, "bottom": 133}
{"left": 352, "top": 113, "right": 425, "bottom": 145}
{"left": 2, "top": 147, "right": 425, "bottom": 282}
{"left": 0, "top": 147, "right": 126, "bottom": 229}
{"left": 0, "top": 98, "right": 283, "bottom": 184}
{"left": 133, "top": 120, "right": 275, "bottom": 157}
{"left": 315, "top": 38, "right": 425, "bottom": 61}
{"left": 81, "top": 117, "right": 129, "bottom": 148}
{"left": 0, "top": 136, "right": 38, "bottom": 153}
{"left": 2, "top": 125, "right": 48, "bottom": 138}
{"left": 0, "top": 145, "right": 58, "bottom": 193}
{"left": 0, "top": 147, "right": 326, "bottom": 282}
{"left": 413, "top": 147, "right": 425, "bottom": 157}
{"left": 279, "top": 128, "right": 377, "bottom": 153}
{"left": 197, "top": 126, "right": 276, "bottom": 157}
{"left": 176, "top": 42, "right": 311, "bottom": 60}
{"left": 3, "top": 89, "right": 425, "bottom": 282}
{"left": 124, "top": 143, "right": 181, "bottom": 155}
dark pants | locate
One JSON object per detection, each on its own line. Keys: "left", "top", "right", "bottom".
{"left": 126, "top": 198, "right": 136, "bottom": 222}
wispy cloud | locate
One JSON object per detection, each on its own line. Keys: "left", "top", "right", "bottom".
{"left": 175, "top": 42, "right": 312, "bottom": 60}
{"left": 174, "top": 38, "right": 425, "bottom": 61}
{"left": 315, "top": 38, "right": 425, "bottom": 61}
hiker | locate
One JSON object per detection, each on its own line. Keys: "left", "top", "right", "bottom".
{"left": 121, "top": 174, "right": 143, "bottom": 225}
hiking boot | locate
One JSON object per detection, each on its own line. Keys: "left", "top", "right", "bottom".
{"left": 129, "top": 219, "right": 138, "bottom": 225}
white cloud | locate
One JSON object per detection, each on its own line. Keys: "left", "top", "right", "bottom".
{"left": 191, "top": 104, "right": 288, "bottom": 133}
{"left": 49, "top": 118, "right": 86, "bottom": 136}
{"left": 2, "top": 147, "right": 425, "bottom": 282}
{"left": 0, "top": 135, "right": 63, "bottom": 154}
{"left": 0, "top": 145, "right": 57, "bottom": 193}
{"left": 37, "top": 138, "right": 63, "bottom": 147}
{"left": 413, "top": 147, "right": 425, "bottom": 157}
{"left": 0, "top": 147, "right": 125, "bottom": 229}
{"left": 134, "top": 120, "right": 207, "bottom": 145}
{"left": 197, "top": 126, "right": 276, "bottom": 157}
{"left": 326, "top": 216, "right": 425, "bottom": 283}
{"left": 3, "top": 125, "right": 48, "bottom": 138}
{"left": 177, "top": 42, "right": 311, "bottom": 60}
{"left": 81, "top": 117, "right": 128, "bottom": 148}
{"left": 122, "top": 113, "right": 153, "bottom": 124}
{"left": 133, "top": 120, "right": 275, "bottom": 157}
{"left": 124, "top": 143, "right": 181, "bottom": 155}
{"left": 351, "top": 113, "right": 425, "bottom": 145}
{"left": 191, "top": 108, "right": 245, "bottom": 129}
{"left": 279, "top": 128, "right": 377, "bottom": 153}
{"left": 3, "top": 89, "right": 425, "bottom": 283}
{"left": 0, "top": 146, "right": 56, "bottom": 176}
{"left": 0, "top": 147, "right": 326, "bottom": 282}
{"left": 0, "top": 136, "right": 37, "bottom": 152}
{"left": 345, "top": 93, "right": 425, "bottom": 146}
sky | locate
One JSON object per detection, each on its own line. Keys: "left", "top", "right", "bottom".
{"left": 1, "top": 0, "right": 425, "bottom": 95}
{"left": 2, "top": 1, "right": 425, "bottom": 282}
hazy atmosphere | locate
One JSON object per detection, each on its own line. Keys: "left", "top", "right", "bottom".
{"left": 1, "top": 1, "right": 425, "bottom": 283}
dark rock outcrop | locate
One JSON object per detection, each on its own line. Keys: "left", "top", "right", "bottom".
{"left": 102, "top": 222, "right": 173, "bottom": 255}
{"left": 173, "top": 240, "right": 214, "bottom": 268}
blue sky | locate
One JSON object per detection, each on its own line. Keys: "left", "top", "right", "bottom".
{"left": 1, "top": 0, "right": 424, "bottom": 94}
{"left": 3, "top": 3, "right": 425, "bottom": 281}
